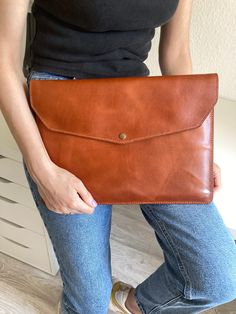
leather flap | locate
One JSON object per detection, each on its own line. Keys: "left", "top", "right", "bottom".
{"left": 29, "top": 73, "right": 218, "bottom": 144}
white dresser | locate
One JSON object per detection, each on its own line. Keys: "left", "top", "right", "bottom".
{"left": 0, "top": 112, "right": 59, "bottom": 276}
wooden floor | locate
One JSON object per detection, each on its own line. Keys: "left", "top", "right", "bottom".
{"left": 0, "top": 205, "right": 235, "bottom": 313}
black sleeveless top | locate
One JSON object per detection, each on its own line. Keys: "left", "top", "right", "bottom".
{"left": 30, "top": 0, "right": 179, "bottom": 79}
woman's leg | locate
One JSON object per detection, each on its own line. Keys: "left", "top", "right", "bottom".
{"left": 24, "top": 70, "right": 113, "bottom": 314}
{"left": 134, "top": 201, "right": 236, "bottom": 314}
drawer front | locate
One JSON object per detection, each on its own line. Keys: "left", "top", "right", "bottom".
{"left": 0, "top": 196, "right": 44, "bottom": 235}
{"left": 0, "top": 155, "right": 28, "bottom": 187}
{"left": 0, "top": 176, "right": 37, "bottom": 209}
{"left": 0, "top": 218, "right": 51, "bottom": 273}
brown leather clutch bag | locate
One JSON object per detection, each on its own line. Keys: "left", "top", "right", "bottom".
{"left": 28, "top": 73, "right": 218, "bottom": 205}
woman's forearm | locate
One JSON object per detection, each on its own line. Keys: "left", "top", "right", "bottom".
{"left": 159, "top": 48, "right": 193, "bottom": 76}
{"left": 0, "top": 63, "right": 53, "bottom": 183}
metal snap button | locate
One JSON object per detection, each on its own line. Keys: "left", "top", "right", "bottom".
{"left": 119, "top": 133, "right": 127, "bottom": 140}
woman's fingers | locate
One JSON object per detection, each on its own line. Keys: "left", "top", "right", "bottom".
{"left": 213, "top": 162, "right": 222, "bottom": 192}
{"left": 74, "top": 178, "right": 98, "bottom": 209}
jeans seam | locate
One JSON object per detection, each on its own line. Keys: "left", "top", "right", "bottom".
{"left": 27, "top": 70, "right": 72, "bottom": 81}
{"left": 146, "top": 206, "right": 192, "bottom": 300}
{"left": 63, "top": 297, "right": 80, "bottom": 314}
{"left": 30, "top": 75, "right": 68, "bottom": 80}
{"left": 149, "top": 294, "right": 183, "bottom": 314}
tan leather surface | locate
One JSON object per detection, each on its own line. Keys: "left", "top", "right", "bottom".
{"left": 29, "top": 73, "right": 218, "bottom": 204}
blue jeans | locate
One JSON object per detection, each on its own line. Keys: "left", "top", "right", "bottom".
{"left": 24, "top": 70, "right": 236, "bottom": 314}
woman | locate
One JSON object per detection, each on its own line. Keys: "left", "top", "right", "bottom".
{"left": 0, "top": 0, "right": 236, "bottom": 313}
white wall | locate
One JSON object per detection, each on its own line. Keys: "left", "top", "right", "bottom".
{"left": 146, "top": 0, "right": 236, "bottom": 101}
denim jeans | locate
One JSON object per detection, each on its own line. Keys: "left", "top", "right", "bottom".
{"left": 24, "top": 70, "right": 236, "bottom": 314}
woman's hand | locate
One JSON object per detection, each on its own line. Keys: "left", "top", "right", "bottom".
{"left": 213, "top": 162, "right": 222, "bottom": 193}
{"left": 31, "top": 162, "right": 98, "bottom": 215}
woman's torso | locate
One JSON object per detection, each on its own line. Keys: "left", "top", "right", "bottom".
{"left": 30, "top": 0, "right": 179, "bottom": 78}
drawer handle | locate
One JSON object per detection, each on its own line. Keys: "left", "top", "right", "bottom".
{"left": 0, "top": 195, "right": 17, "bottom": 204}
{"left": 0, "top": 176, "right": 11, "bottom": 183}
{"left": 0, "top": 217, "right": 24, "bottom": 229}
{"left": 0, "top": 235, "right": 30, "bottom": 249}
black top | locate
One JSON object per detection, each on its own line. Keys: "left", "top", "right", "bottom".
{"left": 30, "top": 0, "right": 179, "bottom": 79}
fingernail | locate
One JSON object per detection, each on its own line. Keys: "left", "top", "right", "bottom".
{"left": 90, "top": 199, "right": 98, "bottom": 207}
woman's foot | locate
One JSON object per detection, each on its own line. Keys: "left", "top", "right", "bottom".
{"left": 125, "top": 286, "right": 142, "bottom": 314}
{"left": 109, "top": 276, "right": 142, "bottom": 314}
